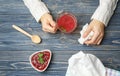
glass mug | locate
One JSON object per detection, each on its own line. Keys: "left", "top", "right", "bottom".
{"left": 56, "top": 12, "right": 77, "bottom": 33}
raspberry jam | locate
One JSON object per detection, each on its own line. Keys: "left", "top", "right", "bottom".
{"left": 29, "top": 50, "right": 52, "bottom": 72}
{"left": 57, "top": 12, "right": 77, "bottom": 33}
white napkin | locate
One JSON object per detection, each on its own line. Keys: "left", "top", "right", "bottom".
{"left": 66, "top": 51, "right": 106, "bottom": 76}
{"left": 78, "top": 23, "right": 94, "bottom": 44}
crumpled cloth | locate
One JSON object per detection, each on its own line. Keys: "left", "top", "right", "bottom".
{"left": 78, "top": 23, "right": 94, "bottom": 44}
{"left": 66, "top": 51, "right": 120, "bottom": 76}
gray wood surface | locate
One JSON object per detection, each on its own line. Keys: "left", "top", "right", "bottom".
{"left": 0, "top": 0, "right": 120, "bottom": 76}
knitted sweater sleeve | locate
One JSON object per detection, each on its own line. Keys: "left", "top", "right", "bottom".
{"left": 91, "top": 0, "right": 118, "bottom": 26}
{"left": 23, "top": 0, "right": 49, "bottom": 22}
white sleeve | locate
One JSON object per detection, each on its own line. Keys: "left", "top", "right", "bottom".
{"left": 23, "top": 0, "right": 49, "bottom": 22}
{"left": 91, "top": 0, "right": 118, "bottom": 26}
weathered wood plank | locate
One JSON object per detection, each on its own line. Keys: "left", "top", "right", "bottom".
{"left": 0, "top": 71, "right": 66, "bottom": 76}
{"left": 0, "top": 51, "right": 119, "bottom": 72}
{"left": 0, "top": 50, "right": 120, "bottom": 63}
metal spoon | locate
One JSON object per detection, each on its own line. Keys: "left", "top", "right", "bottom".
{"left": 12, "top": 25, "right": 41, "bottom": 44}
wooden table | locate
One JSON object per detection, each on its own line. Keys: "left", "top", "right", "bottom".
{"left": 0, "top": 0, "right": 120, "bottom": 76}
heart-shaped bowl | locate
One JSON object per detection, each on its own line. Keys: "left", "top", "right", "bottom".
{"left": 29, "top": 49, "right": 52, "bottom": 72}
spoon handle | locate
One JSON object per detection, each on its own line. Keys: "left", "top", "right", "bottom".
{"left": 12, "top": 25, "right": 32, "bottom": 38}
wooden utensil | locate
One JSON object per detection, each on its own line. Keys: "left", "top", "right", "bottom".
{"left": 12, "top": 25, "right": 41, "bottom": 44}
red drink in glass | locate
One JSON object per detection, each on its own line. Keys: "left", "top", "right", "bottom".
{"left": 56, "top": 12, "right": 77, "bottom": 33}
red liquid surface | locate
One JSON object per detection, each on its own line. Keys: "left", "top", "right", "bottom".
{"left": 57, "top": 13, "right": 77, "bottom": 33}
{"left": 31, "top": 51, "right": 51, "bottom": 71}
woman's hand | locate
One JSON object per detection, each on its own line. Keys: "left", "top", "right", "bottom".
{"left": 83, "top": 19, "right": 105, "bottom": 45}
{"left": 40, "top": 13, "right": 57, "bottom": 33}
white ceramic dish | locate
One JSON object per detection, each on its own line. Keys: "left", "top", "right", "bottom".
{"left": 29, "top": 49, "right": 52, "bottom": 72}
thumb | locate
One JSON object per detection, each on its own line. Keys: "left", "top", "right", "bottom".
{"left": 49, "top": 19, "right": 56, "bottom": 27}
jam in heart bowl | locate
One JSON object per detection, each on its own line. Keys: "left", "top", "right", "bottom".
{"left": 29, "top": 49, "right": 52, "bottom": 72}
